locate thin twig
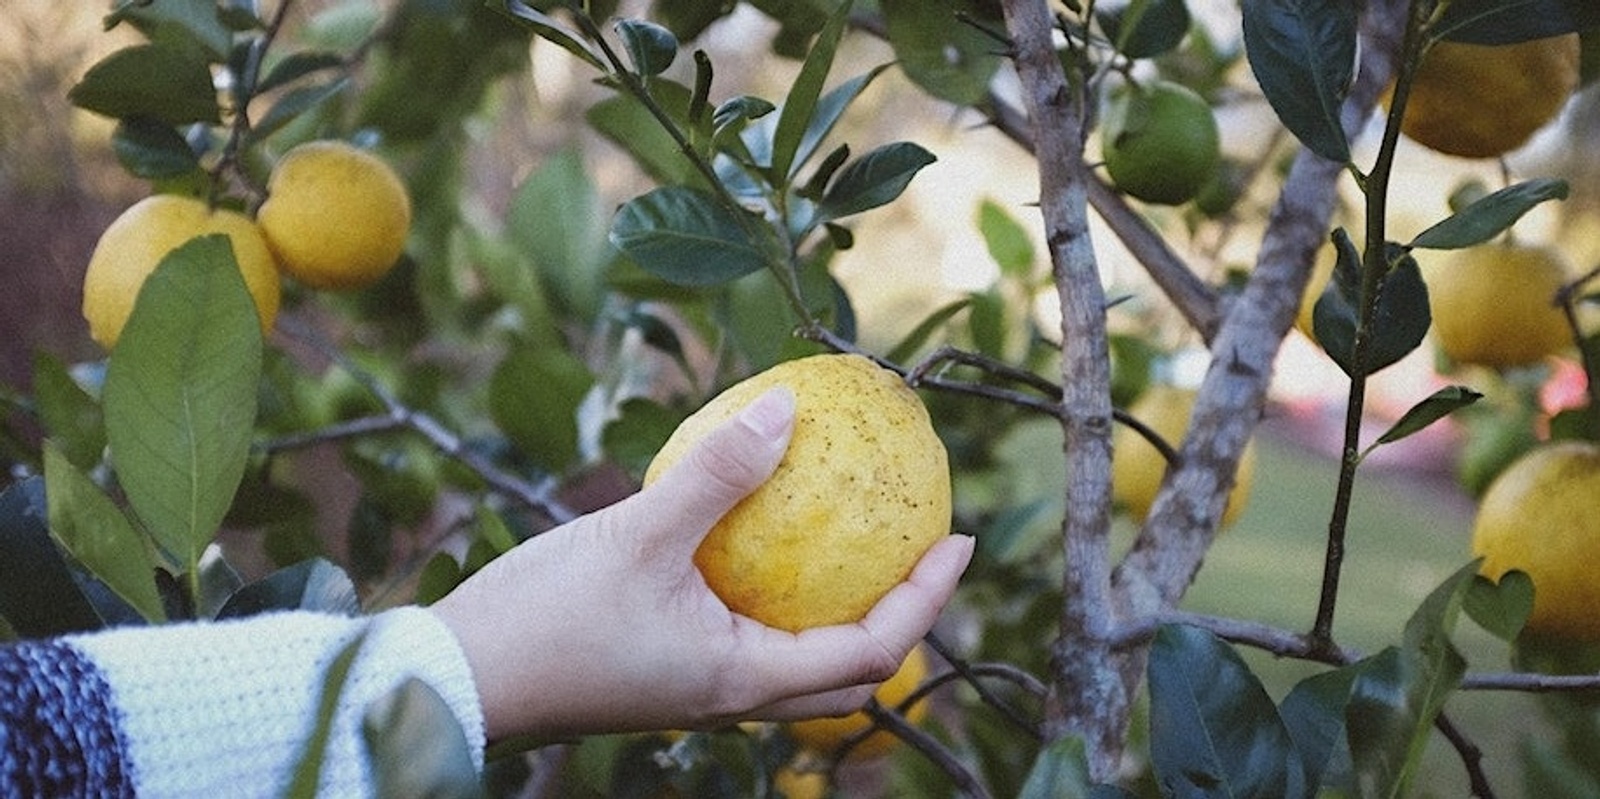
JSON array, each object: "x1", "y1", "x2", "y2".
[
  {"x1": 923, "y1": 631, "x2": 1045, "y2": 739},
  {"x1": 860, "y1": 700, "x2": 994, "y2": 799}
]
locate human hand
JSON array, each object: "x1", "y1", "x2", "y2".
[{"x1": 430, "y1": 388, "x2": 974, "y2": 742}]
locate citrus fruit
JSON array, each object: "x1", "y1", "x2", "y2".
[
  {"x1": 1112, "y1": 384, "x2": 1257, "y2": 528},
  {"x1": 1423, "y1": 243, "x2": 1571, "y2": 369},
  {"x1": 82, "y1": 194, "x2": 281, "y2": 349},
  {"x1": 1471, "y1": 440, "x2": 1600, "y2": 641},
  {"x1": 772, "y1": 765, "x2": 828, "y2": 799},
  {"x1": 642, "y1": 353, "x2": 951, "y2": 633},
  {"x1": 1391, "y1": 34, "x2": 1579, "y2": 159},
  {"x1": 786, "y1": 645, "x2": 931, "y2": 760},
  {"x1": 1294, "y1": 243, "x2": 1338, "y2": 340},
  {"x1": 1100, "y1": 80, "x2": 1221, "y2": 205},
  {"x1": 256, "y1": 140, "x2": 411, "y2": 290}
]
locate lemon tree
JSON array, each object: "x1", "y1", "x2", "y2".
[
  {"x1": 257, "y1": 140, "x2": 412, "y2": 291},
  {"x1": 1394, "y1": 34, "x2": 1580, "y2": 159},
  {"x1": 644, "y1": 354, "x2": 950, "y2": 632},
  {"x1": 82, "y1": 194, "x2": 281, "y2": 349},
  {"x1": 1422, "y1": 243, "x2": 1571, "y2": 369}
]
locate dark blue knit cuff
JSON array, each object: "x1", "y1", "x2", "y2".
[{"x1": 1, "y1": 640, "x2": 134, "y2": 798}]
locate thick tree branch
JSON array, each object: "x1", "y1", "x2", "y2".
[{"x1": 998, "y1": 0, "x2": 1124, "y2": 779}]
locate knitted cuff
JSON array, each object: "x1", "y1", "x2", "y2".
[{"x1": 67, "y1": 607, "x2": 485, "y2": 798}]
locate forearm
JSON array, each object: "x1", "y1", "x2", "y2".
[{"x1": 1, "y1": 607, "x2": 483, "y2": 798}]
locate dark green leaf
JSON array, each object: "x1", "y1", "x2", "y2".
[
  {"x1": 1435, "y1": 0, "x2": 1600, "y2": 44},
  {"x1": 816, "y1": 142, "x2": 937, "y2": 222},
  {"x1": 489, "y1": 343, "x2": 594, "y2": 474},
  {"x1": 968, "y1": 289, "x2": 1007, "y2": 359},
  {"x1": 107, "y1": 0, "x2": 234, "y2": 60},
  {"x1": 499, "y1": 0, "x2": 605, "y2": 70},
  {"x1": 604, "y1": 399, "x2": 688, "y2": 476},
  {"x1": 44, "y1": 444, "x2": 166, "y2": 623},
  {"x1": 102, "y1": 236, "x2": 263, "y2": 570},
  {"x1": 1017, "y1": 737, "x2": 1096, "y2": 799},
  {"x1": 651, "y1": 0, "x2": 738, "y2": 40},
  {"x1": 788, "y1": 64, "x2": 892, "y2": 184},
  {"x1": 712, "y1": 95, "x2": 777, "y2": 137},
  {"x1": 1365, "y1": 385, "x2": 1483, "y2": 453},
  {"x1": 415, "y1": 552, "x2": 463, "y2": 606},
  {"x1": 1098, "y1": 0, "x2": 1193, "y2": 59},
  {"x1": 586, "y1": 81, "x2": 704, "y2": 187},
  {"x1": 887, "y1": 298, "x2": 973, "y2": 364},
  {"x1": 507, "y1": 147, "x2": 610, "y2": 320},
  {"x1": 364, "y1": 679, "x2": 485, "y2": 799},
  {"x1": 0, "y1": 478, "x2": 104, "y2": 637},
  {"x1": 1409, "y1": 179, "x2": 1570, "y2": 250},
  {"x1": 610, "y1": 186, "x2": 769, "y2": 286},
  {"x1": 615, "y1": 18, "x2": 678, "y2": 76},
  {"x1": 1279, "y1": 666, "x2": 1361, "y2": 793},
  {"x1": 1313, "y1": 239, "x2": 1430, "y2": 377},
  {"x1": 1464, "y1": 569, "x2": 1534, "y2": 642},
  {"x1": 1521, "y1": 736, "x2": 1600, "y2": 796},
  {"x1": 214, "y1": 558, "x2": 359, "y2": 619},
  {"x1": 1147, "y1": 624, "x2": 1307, "y2": 799},
  {"x1": 286, "y1": 631, "x2": 367, "y2": 799},
  {"x1": 978, "y1": 198, "x2": 1035, "y2": 280},
  {"x1": 245, "y1": 78, "x2": 349, "y2": 146},
  {"x1": 69, "y1": 43, "x2": 221, "y2": 125},
  {"x1": 770, "y1": 0, "x2": 852, "y2": 181},
  {"x1": 881, "y1": 0, "x2": 1005, "y2": 104},
  {"x1": 1240, "y1": 0, "x2": 1355, "y2": 162},
  {"x1": 258, "y1": 51, "x2": 347, "y2": 95},
  {"x1": 30, "y1": 352, "x2": 105, "y2": 470},
  {"x1": 111, "y1": 117, "x2": 202, "y2": 181}
]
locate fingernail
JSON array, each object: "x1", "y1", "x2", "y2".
[{"x1": 739, "y1": 387, "x2": 796, "y2": 441}]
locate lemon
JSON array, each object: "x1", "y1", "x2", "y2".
[
  {"x1": 1392, "y1": 34, "x2": 1579, "y2": 159},
  {"x1": 1294, "y1": 243, "x2": 1338, "y2": 341},
  {"x1": 1100, "y1": 80, "x2": 1221, "y2": 206},
  {"x1": 643, "y1": 353, "x2": 951, "y2": 633},
  {"x1": 1423, "y1": 243, "x2": 1571, "y2": 369},
  {"x1": 83, "y1": 194, "x2": 281, "y2": 349},
  {"x1": 772, "y1": 765, "x2": 828, "y2": 799},
  {"x1": 1472, "y1": 441, "x2": 1600, "y2": 641},
  {"x1": 257, "y1": 140, "x2": 412, "y2": 290},
  {"x1": 786, "y1": 645, "x2": 931, "y2": 760},
  {"x1": 1112, "y1": 384, "x2": 1257, "y2": 528}
]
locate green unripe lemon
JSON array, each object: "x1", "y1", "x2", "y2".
[{"x1": 1101, "y1": 81, "x2": 1221, "y2": 206}]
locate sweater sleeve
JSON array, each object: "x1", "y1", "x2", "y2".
[{"x1": 1, "y1": 607, "x2": 485, "y2": 799}]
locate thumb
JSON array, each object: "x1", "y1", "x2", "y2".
[{"x1": 628, "y1": 387, "x2": 795, "y2": 549}]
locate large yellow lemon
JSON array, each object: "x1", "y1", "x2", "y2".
[
  {"x1": 1112, "y1": 384, "x2": 1257, "y2": 528},
  {"x1": 1472, "y1": 441, "x2": 1600, "y2": 641},
  {"x1": 1423, "y1": 244, "x2": 1571, "y2": 369},
  {"x1": 83, "y1": 194, "x2": 281, "y2": 349},
  {"x1": 643, "y1": 353, "x2": 951, "y2": 633},
  {"x1": 786, "y1": 645, "x2": 931, "y2": 760},
  {"x1": 257, "y1": 140, "x2": 411, "y2": 290},
  {"x1": 1392, "y1": 34, "x2": 1579, "y2": 159}
]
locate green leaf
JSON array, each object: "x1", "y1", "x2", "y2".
[
  {"x1": 1147, "y1": 624, "x2": 1308, "y2": 799},
  {"x1": 978, "y1": 198, "x2": 1036, "y2": 280},
  {"x1": 257, "y1": 51, "x2": 348, "y2": 95},
  {"x1": 887, "y1": 298, "x2": 973, "y2": 364},
  {"x1": 69, "y1": 43, "x2": 222, "y2": 125},
  {"x1": 1464, "y1": 569, "x2": 1534, "y2": 642},
  {"x1": 0, "y1": 478, "x2": 105, "y2": 637},
  {"x1": 44, "y1": 444, "x2": 166, "y2": 624},
  {"x1": 770, "y1": 0, "x2": 852, "y2": 181},
  {"x1": 415, "y1": 552, "x2": 463, "y2": 607},
  {"x1": 610, "y1": 186, "x2": 770, "y2": 286},
  {"x1": 603, "y1": 398, "x2": 687, "y2": 476},
  {"x1": 111, "y1": 117, "x2": 202, "y2": 181},
  {"x1": 363, "y1": 678, "x2": 485, "y2": 799},
  {"x1": 1408, "y1": 178, "x2": 1570, "y2": 250},
  {"x1": 712, "y1": 95, "x2": 777, "y2": 139},
  {"x1": 102, "y1": 235, "x2": 263, "y2": 570},
  {"x1": 1017, "y1": 737, "x2": 1097, "y2": 799},
  {"x1": 1364, "y1": 385, "x2": 1483, "y2": 455},
  {"x1": 881, "y1": 0, "x2": 1005, "y2": 105},
  {"x1": 214, "y1": 558, "x2": 359, "y2": 619},
  {"x1": 506, "y1": 147, "x2": 610, "y2": 321},
  {"x1": 788, "y1": 64, "x2": 892, "y2": 185},
  {"x1": 1279, "y1": 666, "x2": 1361, "y2": 793},
  {"x1": 967, "y1": 289, "x2": 1007, "y2": 359},
  {"x1": 107, "y1": 0, "x2": 234, "y2": 60},
  {"x1": 499, "y1": 0, "x2": 606, "y2": 70},
  {"x1": 1240, "y1": 0, "x2": 1355, "y2": 163},
  {"x1": 586, "y1": 81, "x2": 704, "y2": 187},
  {"x1": 245, "y1": 78, "x2": 350, "y2": 146},
  {"x1": 1098, "y1": 0, "x2": 1193, "y2": 60},
  {"x1": 615, "y1": 18, "x2": 678, "y2": 76},
  {"x1": 286, "y1": 630, "x2": 368, "y2": 799},
  {"x1": 489, "y1": 342, "x2": 594, "y2": 474},
  {"x1": 1312, "y1": 237, "x2": 1430, "y2": 377},
  {"x1": 31, "y1": 352, "x2": 105, "y2": 470},
  {"x1": 1435, "y1": 0, "x2": 1600, "y2": 44},
  {"x1": 651, "y1": 0, "x2": 738, "y2": 41},
  {"x1": 815, "y1": 142, "x2": 937, "y2": 223}
]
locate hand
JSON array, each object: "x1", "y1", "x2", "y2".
[{"x1": 430, "y1": 387, "x2": 974, "y2": 742}]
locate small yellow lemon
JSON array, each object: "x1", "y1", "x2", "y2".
[
  {"x1": 1423, "y1": 244, "x2": 1571, "y2": 369},
  {"x1": 257, "y1": 140, "x2": 411, "y2": 290},
  {"x1": 787, "y1": 646, "x2": 931, "y2": 760},
  {"x1": 772, "y1": 765, "x2": 828, "y2": 799},
  {"x1": 1392, "y1": 34, "x2": 1579, "y2": 159},
  {"x1": 643, "y1": 353, "x2": 951, "y2": 633},
  {"x1": 1294, "y1": 243, "x2": 1338, "y2": 341},
  {"x1": 1112, "y1": 384, "x2": 1257, "y2": 528},
  {"x1": 1472, "y1": 441, "x2": 1600, "y2": 641},
  {"x1": 83, "y1": 194, "x2": 281, "y2": 349}
]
